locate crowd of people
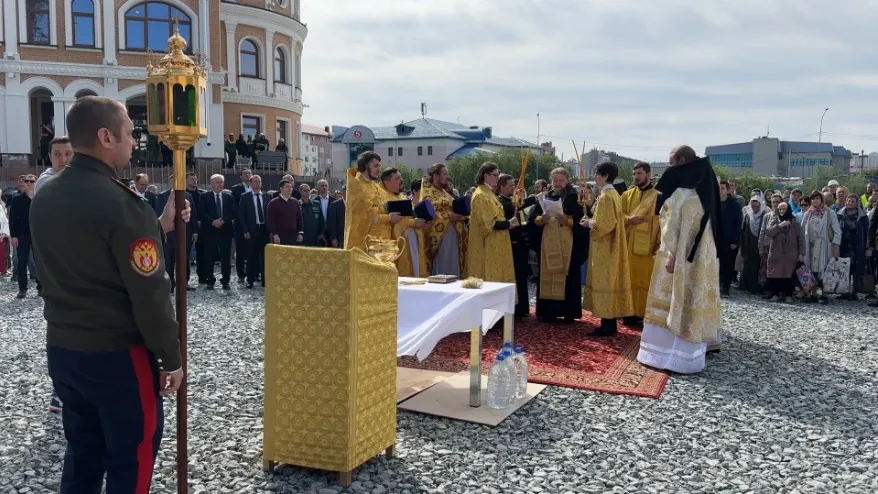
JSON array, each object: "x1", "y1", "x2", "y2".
[{"x1": 4, "y1": 95, "x2": 875, "y2": 492}]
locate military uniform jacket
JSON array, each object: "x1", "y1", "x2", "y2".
[{"x1": 30, "y1": 153, "x2": 181, "y2": 372}]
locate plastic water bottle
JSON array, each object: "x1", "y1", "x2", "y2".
[
  {"x1": 502, "y1": 341, "x2": 514, "y2": 356},
  {"x1": 510, "y1": 345, "x2": 529, "y2": 399},
  {"x1": 487, "y1": 354, "x2": 515, "y2": 409}
]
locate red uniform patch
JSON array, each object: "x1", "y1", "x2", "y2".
[{"x1": 130, "y1": 238, "x2": 160, "y2": 276}]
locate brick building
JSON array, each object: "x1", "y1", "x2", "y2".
[{"x1": 0, "y1": 0, "x2": 307, "y2": 173}]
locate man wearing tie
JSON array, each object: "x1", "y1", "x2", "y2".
[
  {"x1": 326, "y1": 185, "x2": 346, "y2": 248},
  {"x1": 237, "y1": 175, "x2": 270, "y2": 288},
  {"x1": 314, "y1": 179, "x2": 335, "y2": 228},
  {"x1": 199, "y1": 174, "x2": 235, "y2": 289},
  {"x1": 230, "y1": 168, "x2": 252, "y2": 281}
]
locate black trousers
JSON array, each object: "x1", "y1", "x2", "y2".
[
  {"x1": 719, "y1": 245, "x2": 738, "y2": 289},
  {"x1": 47, "y1": 344, "x2": 163, "y2": 494},
  {"x1": 767, "y1": 277, "x2": 794, "y2": 296},
  {"x1": 164, "y1": 232, "x2": 193, "y2": 289},
  {"x1": 203, "y1": 231, "x2": 232, "y2": 284},
  {"x1": 246, "y1": 225, "x2": 269, "y2": 283},
  {"x1": 234, "y1": 225, "x2": 247, "y2": 279},
  {"x1": 279, "y1": 235, "x2": 298, "y2": 246},
  {"x1": 15, "y1": 234, "x2": 40, "y2": 292},
  {"x1": 195, "y1": 235, "x2": 206, "y2": 282},
  {"x1": 512, "y1": 241, "x2": 530, "y2": 316}
]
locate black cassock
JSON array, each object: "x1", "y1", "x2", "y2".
[
  {"x1": 499, "y1": 194, "x2": 534, "y2": 317},
  {"x1": 527, "y1": 186, "x2": 589, "y2": 321}
]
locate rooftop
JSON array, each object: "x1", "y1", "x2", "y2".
[{"x1": 331, "y1": 117, "x2": 538, "y2": 148}]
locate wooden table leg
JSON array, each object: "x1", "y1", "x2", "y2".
[
  {"x1": 469, "y1": 326, "x2": 483, "y2": 407},
  {"x1": 339, "y1": 471, "x2": 353, "y2": 487},
  {"x1": 262, "y1": 459, "x2": 276, "y2": 472},
  {"x1": 503, "y1": 313, "x2": 514, "y2": 346},
  {"x1": 385, "y1": 444, "x2": 396, "y2": 458}
]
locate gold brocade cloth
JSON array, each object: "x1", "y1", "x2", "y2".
[
  {"x1": 539, "y1": 218, "x2": 573, "y2": 301},
  {"x1": 263, "y1": 245, "x2": 397, "y2": 473}
]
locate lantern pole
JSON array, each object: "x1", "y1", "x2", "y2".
[
  {"x1": 145, "y1": 23, "x2": 208, "y2": 494},
  {"x1": 173, "y1": 147, "x2": 188, "y2": 494}
]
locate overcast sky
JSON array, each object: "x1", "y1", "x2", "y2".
[{"x1": 302, "y1": 0, "x2": 878, "y2": 162}]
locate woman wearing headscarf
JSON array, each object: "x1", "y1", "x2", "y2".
[
  {"x1": 739, "y1": 196, "x2": 766, "y2": 294},
  {"x1": 803, "y1": 190, "x2": 841, "y2": 304},
  {"x1": 836, "y1": 195, "x2": 868, "y2": 300},
  {"x1": 763, "y1": 201, "x2": 804, "y2": 302},
  {"x1": 0, "y1": 198, "x2": 9, "y2": 275}
]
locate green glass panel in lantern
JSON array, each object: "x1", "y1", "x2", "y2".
[
  {"x1": 186, "y1": 85, "x2": 197, "y2": 127},
  {"x1": 171, "y1": 83, "x2": 194, "y2": 126},
  {"x1": 148, "y1": 83, "x2": 167, "y2": 126}
]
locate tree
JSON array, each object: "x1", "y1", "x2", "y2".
[
  {"x1": 712, "y1": 166, "x2": 776, "y2": 196},
  {"x1": 446, "y1": 148, "x2": 572, "y2": 192}
]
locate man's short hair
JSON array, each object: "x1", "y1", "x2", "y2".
[
  {"x1": 49, "y1": 136, "x2": 71, "y2": 148},
  {"x1": 135, "y1": 173, "x2": 148, "y2": 183},
  {"x1": 210, "y1": 174, "x2": 224, "y2": 182},
  {"x1": 278, "y1": 180, "x2": 291, "y2": 189},
  {"x1": 381, "y1": 168, "x2": 400, "y2": 182},
  {"x1": 66, "y1": 96, "x2": 126, "y2": 148},
  {"x1": 356, "y1": 151, "x2": 381, "y2": 172},
  {"x1": 498, "y1": 174, "x2": 514, "y2": 188},
  {"x1": 299, "y1": 183, "x2": 310, "y2": 190},
  {"x1": 594, "y1": 161, "x2": 619, "y2": 183},
  {"x1": 719, "y1": 180, "x2": 729, "y2": 187},
  {"x1": 186, "y1": 171, "x2": 197, "y2": 178},
  {"x1": 249, "y1": 174, "x2": 261, "y2": 183},
  {"x1": 633, "y1": 162, "x2": 651, "y2": 173}
]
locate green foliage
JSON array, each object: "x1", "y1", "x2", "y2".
[
  {"x1": 445, "y1": 148, "x2": 571, "y2": 192},
  {"x1": 800, "y1": 167, "x2": 872, "y2": 196},
  {"x1": 712, "y1": 166, "x2": 776, "y2": 195}
]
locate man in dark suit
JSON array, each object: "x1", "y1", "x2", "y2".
[
  {"x1": 185, "y1": 172, "x2": 208, "y2": 282},
  {"x1": 230, "y1": 168, "x2": 252, "y2": 282},
  {"x1": 313, "y1": 179, "x2": 335, "y2": 233},
  {"x1": 154, "y1": 175, "x2": 196, "y2": 292},
  {"x1": 326, "y1": 185, "x2": 345, "y2": 248},
  {"x1": 299, "y1": 183, "x2": 325, "y2": 246},
  {"x1": 133, "y1": 173, "x2": 157, "y2": 210},
  {"x1": 236, "y1": 174, "x2": 270, "y2": 288},
  {"x1": 199, "y1": 174, "x2": 235, "y2": 289}
]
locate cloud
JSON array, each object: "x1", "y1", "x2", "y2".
[{"x1": 302, "y1": 0, "x2": 878, "y2": 161}]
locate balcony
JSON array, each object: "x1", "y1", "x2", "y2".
[
  {"x1": 239, "y1": 76, "x2": 266, "y2": 97},
  {"x1": 295, "y1": 87, "x2": 302, "y2": 102},
  {"x1": 275, "y1": 82, "x2": 292, "y2": 100}
]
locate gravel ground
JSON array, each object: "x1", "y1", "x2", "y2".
[{"x1": 1, "y1": 272, "x2": 877, "y2": 494}]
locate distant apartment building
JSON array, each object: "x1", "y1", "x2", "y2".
[
  {"x1": 705, "y1": 137, "x2": 853, "y2": 178},
  {"x1": 329, "y1": 117, "x2": 538, "y2": 176},
  {"x1": 300, "y1": 124, "x2": 331, "y2": 176},
  {"x1": 540, "y1": 141, "x2": 556, "y2": 156},
  {"x1": 578, "y1": 148, "x2": 642, "y2": 178}
]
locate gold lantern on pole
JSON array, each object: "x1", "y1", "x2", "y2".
[{"x1": 145, "y1": 22, "x2": 207, "y2": 494}]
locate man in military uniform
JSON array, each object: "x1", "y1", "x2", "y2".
[{"x1": 30, "y1": 96, "x2": 189, "y2": 493}]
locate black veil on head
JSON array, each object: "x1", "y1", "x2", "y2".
[{"x1": 655, "y1": 156, "x2": 722, "y2": 261}]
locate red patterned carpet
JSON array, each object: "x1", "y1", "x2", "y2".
[{"x1": 397, "y1": 311, "x2": 669, "y2": 399}]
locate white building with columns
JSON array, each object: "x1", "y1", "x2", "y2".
[{"x1": 0, "y1": 0, "x2": 306, "y2": 171}]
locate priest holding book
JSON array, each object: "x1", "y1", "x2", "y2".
[
  {"x1": 344, "y1": 152, "x2": 402, "y2": 252},
  {"x1": 421, "y1": 163, "x2": 468, "y2": 277},
  {"x1": 380, "y1": 167, "x2": 429, "y2": 277}
]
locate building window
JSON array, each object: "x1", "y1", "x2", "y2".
[
  {"x1": 240, "y1": 39, "x2": 260, "y2": 78},
  {"x1": 388, "y1": 147, "x2": 393, "y2": 157},
  {"x1": 397, "y1": 147, "x2": 403, "y2": 157},
  {"x1": 417, "y1": 146, "x2": 423, "y2": 156},
  {"x1": 242, "y1": 115, "x2": 261, "y2": 140},
  {"x1": 708, "y1": 153, "x2": 753, "y2": 168},
  {"x1": 427, "y1": 145, "x2": 433, "y2": 156},
  {"x1": 274, "y1": 48, "x2": 287, "y2": 83},
  {"x1": 125, "y1": 2, "x2": 192, "y2": 53},
  {"x1": 72, "y1": 0, "x2": 95, "y2": 46},
  {"x1": 26, "y1": 0, "x2": 51, "y2": 44},
  {"x1": 276, "y1": 120, "x2": 288, "y2": 149}
]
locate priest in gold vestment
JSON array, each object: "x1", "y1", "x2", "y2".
[
  {"x1": 528, "y1": 168, "x2": 586, "y2": 323},
  {"x1": 466, "y1": 162, "x2": 516, "y2": 284},
  {"x1": 344, "y1": 151, "x2": 403, "y2": 252},
  {"x1": 621, "y1": 162, "x2": 660, "y2": 326},
  {"x1": 638, "y1": 146, "x2": 722, "y2": 374},
  {"x1": 380, "y1": 168, "x2": 428, "y2": 277},
  {"x1": 420, "y1": 163, "x2": 468, "y2": 276},
  {"x1": 582, "y1": 162, "x2": 633, "y2": 336}
]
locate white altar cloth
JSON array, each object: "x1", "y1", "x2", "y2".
[{"x1": 397, "y1": 278, "x2": 516, "y2": 360}]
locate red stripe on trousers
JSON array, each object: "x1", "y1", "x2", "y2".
[{"x1": 130, "y1": 346, "x2": 158, "y2": 494}]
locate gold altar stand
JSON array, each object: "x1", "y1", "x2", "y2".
[{"x1": 262, "y1": 245, "x2": 398, "y2": 486}]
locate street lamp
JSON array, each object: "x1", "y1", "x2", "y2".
[
  {"x1": 818, "y1": 107, "x2": 829, "y2": 144},
  {"x1": 145, "y1": 23, "x2": 208, "y2": 494}
]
